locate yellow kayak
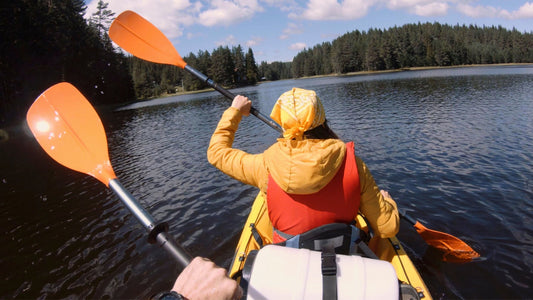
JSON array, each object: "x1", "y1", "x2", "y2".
[{"x1": 229, "y1": 192, "x2": 432, "y2": 299}]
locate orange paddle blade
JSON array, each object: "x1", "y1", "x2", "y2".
[
  {"x1": 109, "y1": 10, "x2": 186, "y2": 68},
  {"x1": 413, "y1": 221, "x2": 480, "y2": 262},
  {"x1": 26, "y1": 82, "x2": 116, "y2": 186}
]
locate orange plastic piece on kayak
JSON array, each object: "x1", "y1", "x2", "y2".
[
  {"x1": 413, "y1": 221, "x2": 480, "y2": 262},
  {"x1": 109, "y1": 10, "x2": 186, "y2": 69},
  {"x1": 26, "y1": 82, "x2": 116, "y2": 186}
]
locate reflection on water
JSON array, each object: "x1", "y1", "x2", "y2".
[{"x1": 1, "y1": 66, "x2": 532, "y2": 299}]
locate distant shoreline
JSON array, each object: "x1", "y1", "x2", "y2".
[
  {"x1": 154, "y1": 63, "x2": 533, "y2": 99},
  {"x1": 297, "y1": 62, "x2": 533, "y2": 79},
  {"x1": 106, "y1": 62, "x2": 531, "y2": 109},
  {"x1": 2, "y1": 63, "x2": 531, "y2": 140}
]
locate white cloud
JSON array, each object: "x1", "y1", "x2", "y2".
[
  {"x1": 290, "y1": 0, "x2": 450, "y2": 20},
  {"x1": 215, "y1": 34, "x2": 238, "y2": 47},
  {"x1": 85, "y1": 0, "x2": 198, "y2": 39},
  {"x1": 457, "y1": 2, "x2": 533, "y2": 19},
  {"x1": 86, "y1": 0, "x2": 267, "y2": 37},
  {"x1": 197, "y1": 0, "x2": 264, "y2": 26},
  {"x1": 289, "y1": 42, "x2": 307, "y2": 50},
  {"x1": 386, "y1": 0, "x2": 438, "y2": 10},
  {"x1": 412, "y1": 2, "x2": 449, "y2": 16},
  {"x1": 295, "y1": 0, "x2": 373, "y2": 20},
  {"x1": 383, "y1": 0, "x2": 452, "y2": 16},
  {"x1": 280, "y1": 23, "x2": 303, "y2": 39},
  {"x1": 246, "y1": 36, "x2": 264, "y2": 47},
  {"x1": 261, "y1": 0, "x2": 295, "y2": 5},
  {"x1": 456, "y1": 3, "x2": 500, "y2": 18},
  {"x1": 262, "y1": 0, "x2": 299, "y2": 12},
  {"x1": 514, "y1": 2, "x2": 533, "y2": 18},
  {"x1": 291, "y1": 0, "x2": 533, "y2": 20}
]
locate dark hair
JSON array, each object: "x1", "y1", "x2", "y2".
[{"x1": 303, "y1": 120, "x2": 340, "y2": 140}]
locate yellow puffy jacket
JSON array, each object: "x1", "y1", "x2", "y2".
[{"x1": 207, "y1": 107, "x2": 399, "y2": 238}]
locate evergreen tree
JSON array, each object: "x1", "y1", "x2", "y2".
[
  {"x1": 197, "y1": 50, "x2": 212, "y2": 79},
  {"x1": 130, "y1": 57, "x2": 154, "y2": 99},
  {"x1": 320, "y1": 42, "x2": 333, "y2": 74},
  {"x1": 232, "y1": 45, "x2": 245, "y2": 85},
  {"x1": 88, "y1": 0, "x2": 115, "y2": 38},
  {"x1": 365, "y1": 32, "x2": 385, "y2": 71},
  {"x1": 245, "y1": 48, "x2": 259, "y2": 84},
  {"x1": 0, "y1": 0, "x2": 134, "y2": 126},
  {"x1": 183, "y1": 52, "x2": 201, "y2": 91},
  {"x1": 292, "y1": 51, "x2": 305, "y2": 78},
  {"x1": 209, "y1": 46, "x2": 235, "y2": 86}
]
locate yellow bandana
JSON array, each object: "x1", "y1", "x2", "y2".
[{"x1": 270, "y1": 88, "x2": 326, "y2": 140}]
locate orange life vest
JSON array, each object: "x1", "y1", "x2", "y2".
[{"x1": 267, "y1": 141, "x2": 361, "y2": 243}]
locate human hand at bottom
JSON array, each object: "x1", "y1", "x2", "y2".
[{"x1": 172, "y1": 257, "x2": 243, "y2": 300}]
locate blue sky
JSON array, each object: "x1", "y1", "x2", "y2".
[{"x1": 85, "y1": 0, "x2": 533, "y2": 63}]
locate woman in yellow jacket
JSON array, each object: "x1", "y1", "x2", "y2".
[{"x1": 207, "y1": 88, "x2": 399, "y2": 242}]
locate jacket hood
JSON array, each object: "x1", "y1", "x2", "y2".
[{"x1": 264, "y1": 139, "x2": 346, "y2": 194}]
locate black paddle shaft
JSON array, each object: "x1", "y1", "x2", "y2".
[
  {"x1": 399, "y1": 209, "x2": 418, "y2": 226},
  {"x1": 184, "y1": 65, "x2": 283, "y2": 133}
]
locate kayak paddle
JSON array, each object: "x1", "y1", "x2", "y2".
[
  {"x1": 26, "y1": 82, "x2": 192, "y2": 269},
  {"x1": 108, "y1": 10, "x2": 282, "y2": 133},
  {"x1": 400, "y1": 210, "x2": 480, "y2": 262}
]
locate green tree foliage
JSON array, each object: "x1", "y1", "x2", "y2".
[
  {"x1": 182, "y1": 52, "x2": 202, "y2": 91},
  {"x1": 210, "y1": 46, "x2": 235, "y2": 86},
  {"x1": 292, "y1": 22, "x2": 533, "y2": 78},
  {"x1": 128, "y1": 46, "x2": 261, "y2": 99},
  {"x1": 88, "y1": 0, "x2": 115, "y2": 38},
  {"x1": 258, "y1": 61, "x2": 292, "y2": 81},
  {"x1": 232, "y1": 45, "x2": 245, "y2": 85},
  {"x1": 0, "y1": 0, "x2": 134, "y2": 126},
  {"x1": 245, "y1": 48, "x2": 259, "y2": 85}
]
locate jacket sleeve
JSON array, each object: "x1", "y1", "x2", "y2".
[
  {"x1": 357, "y1": 157, "x2": 400, "y2": 238},
  {"x1": 207, "y1": 107, "x2": 268, "y2": 189}
]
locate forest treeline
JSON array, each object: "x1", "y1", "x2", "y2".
[
  {"x1": 1, "y1": 0, "x2": 532, "y2": 127},
  {"x1": 125, "y1": 21, "x2": 533, "y2": 99},
  {"x1": 1, "y1": 0, "x2": 135, "y2": 126},
  {"x1": 291, "y1": 22, "x2": 533, "y2": 77},
  {"x1": 129, "y1": 45, "x2": 260, "y2": 99}
]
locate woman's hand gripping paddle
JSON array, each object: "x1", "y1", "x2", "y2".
[
  {"x1": 26, "y1": 82, "x2": 192, "y2": 269},
  {"x1": 108, "y1": 10, "x2": 282, "y2": 133},
  {"x1": 400, "y1": 210, "x2": 480, "y2": 262}
]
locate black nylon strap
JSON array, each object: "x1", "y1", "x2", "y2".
[
  {"x1": 250, "y1": 223, "x2": 264, "y2": 247},
  {"x1": 321, "y1": 251, "x2": 338, "y2": 300}
]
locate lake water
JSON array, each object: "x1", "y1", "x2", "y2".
[{"x1": 1, "y1": 65, "x2": 532, "y2": 299}]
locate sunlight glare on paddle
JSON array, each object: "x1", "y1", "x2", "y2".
[{"x1": 35, "y1": 120, "x2": 50, "y2": 133}]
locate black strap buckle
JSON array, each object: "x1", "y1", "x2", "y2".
[{"x1": 321, "y1": 252, "x2": 337, "y2": 276}]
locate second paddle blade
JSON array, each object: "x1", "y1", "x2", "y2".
[{"x1": 109, "y1": 10, "x2": 186, "y2": 68}]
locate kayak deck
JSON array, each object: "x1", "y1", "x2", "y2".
[{"x1": 229, "y1": 192, "x2": 432, "y2": 299}]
